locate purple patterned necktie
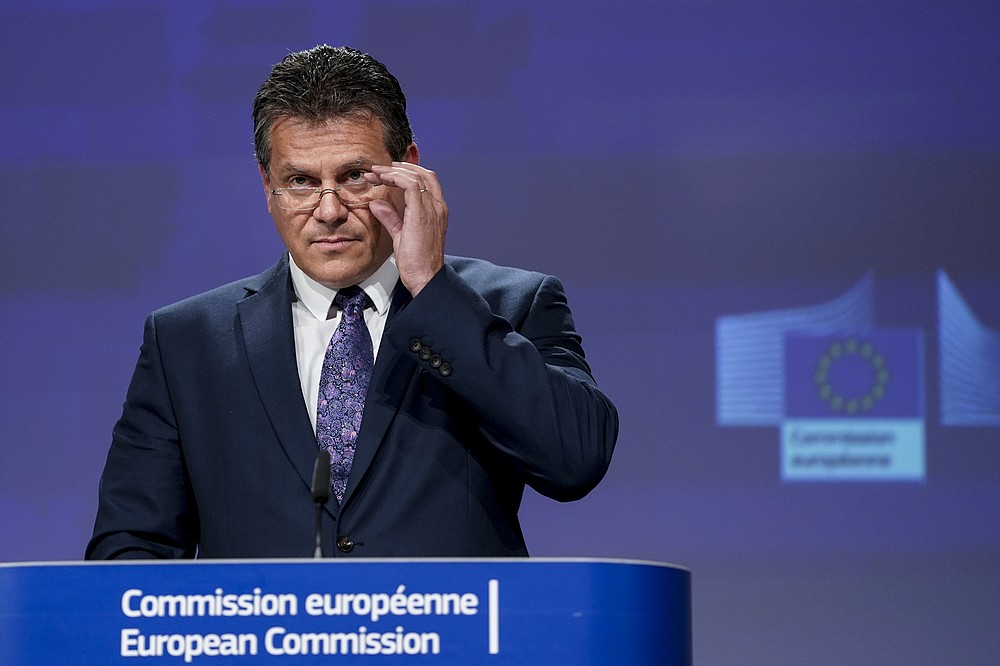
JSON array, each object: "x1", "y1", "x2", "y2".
[{"x1": 316, "y1": 286, "x2": 374, "y2": 503}]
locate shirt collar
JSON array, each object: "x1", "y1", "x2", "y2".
[{"x1": 288, "y1": 254, "x2": 398, "y2": 321}]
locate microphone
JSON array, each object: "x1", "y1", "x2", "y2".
[{"x1": 311, "y1": 449, "x2": 331, "y2": 558}]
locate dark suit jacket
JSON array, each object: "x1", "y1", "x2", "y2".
[{"x1": 86, "y1": 255, "x2": 617, "y2": 559}]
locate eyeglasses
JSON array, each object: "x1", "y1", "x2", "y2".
[{"x1": 270, "y1": 181, "x2": 384, "y2": 210}]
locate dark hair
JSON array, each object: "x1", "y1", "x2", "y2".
[{"x1": 252, "y1": 45, "x2": 413, "y2": 173}]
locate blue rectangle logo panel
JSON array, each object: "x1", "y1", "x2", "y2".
[{"x1": 785, "y1": 330, "x2": 924, "y2": 419}]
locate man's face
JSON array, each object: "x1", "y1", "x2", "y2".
[{"x1": 260, "y1": 115, "x2": 415, "y2": 289}]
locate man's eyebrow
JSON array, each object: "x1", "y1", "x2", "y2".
[
  {"x1": 271, "y1": 162, "x2": 310, "y2": 176},
  {"x1": 273, "y1": 157, "x2": 373, "y2": 175}
]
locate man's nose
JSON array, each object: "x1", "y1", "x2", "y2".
[{"x1": 312, "y1": 188, "x2": 349, "y2": 222}]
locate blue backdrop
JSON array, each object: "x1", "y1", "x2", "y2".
[{"x1": 2, "y1": 1, "x2": 998, "y2": 664}]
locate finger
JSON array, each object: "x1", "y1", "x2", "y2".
[
  {"x1": 368, "y1": 165, "x2": 425, "y2": 197},
  {"x1": 390, "y1": 162, "x2": 443, "y2": 199},
  {"x1": 367, "y1": 199, "x2": 403, "y2": 236},
  {"x1": 372, "y1": 163, "x2": 441, "y2": 200}
]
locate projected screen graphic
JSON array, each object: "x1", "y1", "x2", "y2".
[
  {"x1": 939, "y1": 272, "x2": 1000, "y2": 426},
  {"x1": 718, "y1": 269, "x2": 998, "y2": 481},
  {"x1": 1, "y1": 3, "x2": 998, "y2": 665},
  {"x1": 716, "y1": 271, "x2": 991, "y2": 482}
]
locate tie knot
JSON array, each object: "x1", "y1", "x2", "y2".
[{"x1": 334, "y1": 285, "x2": 372, "y2": 312}]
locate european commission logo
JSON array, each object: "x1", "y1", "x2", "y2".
[
  {"x1": 717, "y1": 270, "x2": 1000, "y2": 481},
  {"x1": 715, "y1": 272, "x2": 943, "y2": 482},
  {"x1": 782, "y1": 330, "x2": 925, "y2": 481}
]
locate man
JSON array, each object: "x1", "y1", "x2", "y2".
[{"x1": 86, "y1": 45, "x2": 618, "y2": 559}]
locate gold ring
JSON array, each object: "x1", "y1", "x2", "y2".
[{"x1": 418, "y1": 187, "x2": 428, "y2": 193}]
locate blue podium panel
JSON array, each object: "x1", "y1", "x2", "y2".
[{"x1": 0, "y1": 558, "x2": 690, "y2": 665}]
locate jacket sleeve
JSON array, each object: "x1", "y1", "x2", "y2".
[
  {"x1": 85, "y1": 312, "x2": 198, "y2": 560},
  {"x1": 382, "y1": 263, "x2": 618, "y2": 502}
]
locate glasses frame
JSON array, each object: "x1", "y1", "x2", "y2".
[{"x1": 270, "y1": 183, "x2": 382, "y2": 210}]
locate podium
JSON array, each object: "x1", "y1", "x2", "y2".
[{"x1": 0, "y1": 558, "x2": 690, "y2": 664}]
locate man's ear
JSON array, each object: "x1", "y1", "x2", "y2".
[
  {"x1": 400, "y1": 143, "x2": 419, "y2": 165},
  {"x1": 258, "y1": 164, "x2": 274, "y2": 214},
  {"x1": 258, "y1": 163, "x2": 271, "y2": 192}
]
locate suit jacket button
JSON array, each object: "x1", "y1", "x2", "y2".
[
  {"x1": 409, "y1": 338, "x2": 422, "y2": 353},
  {"x1": 429, "y1": 354, "x2": 442, "y2": 368},
  {"x1": 438, "y1": 362, "x2": 452, "y2": 377},
  {"x1": 419, "y1": 346, "x2": 432, "y2": 361},
  {"x1": 336, "y1": 537, "x2": 354, "y2": 553}
]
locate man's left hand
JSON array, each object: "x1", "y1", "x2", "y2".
[{"x1": 367, "y1": 162, "x2": 448, "y2": 297}]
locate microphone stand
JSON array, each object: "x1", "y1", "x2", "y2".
[{"x1": 311, "y1": 449, "x2": 332, "y2": 558}]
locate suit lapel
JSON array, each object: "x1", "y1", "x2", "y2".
[
  {"x1": 236, "y1": 257, "x2": 319, "y2": 500},
  {"x1": 342, "y1": 280, "x2": 417, "y2": 505},
  {"x1": 236, "y1": 263, "x2": 420, "y2": 510}
]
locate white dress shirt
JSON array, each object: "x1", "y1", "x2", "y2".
[{"x1": 288, "y1": 255, "x2": 398, "y2": 433}]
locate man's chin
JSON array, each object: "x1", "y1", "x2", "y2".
[{"x1": 318, "y1": 263, "x2": 382, "y2": 290}]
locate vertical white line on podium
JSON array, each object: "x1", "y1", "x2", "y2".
[{"x1": 488, "y1": 578, "x2": 500, "y2": 654}]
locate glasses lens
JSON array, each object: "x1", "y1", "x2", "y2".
[
  {"x1": 339, "y1": 181, "x2": 379, "y2": 207},
  {"x1": 273, "y1": 183, "x2": 383, "y2": 210},
  {"x1": 275, "y1": 189, "x2": 316, "y2": 210}
]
